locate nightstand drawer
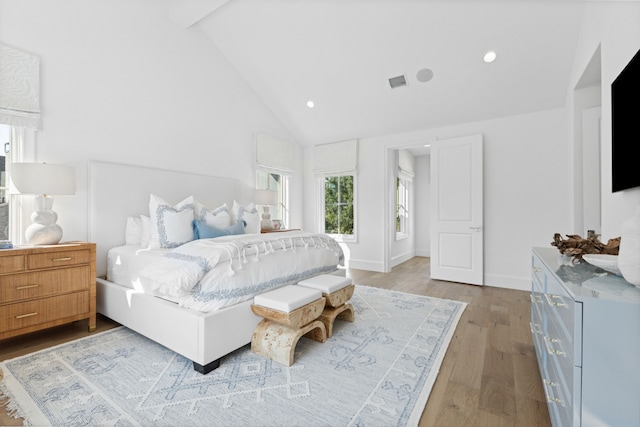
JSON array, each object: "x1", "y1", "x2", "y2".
[
  {"x1": 28, "y1": 249, "x2": 90, "y2": 270},
  {"x1": 0, "y1": 291, "x2": 89, "y2": 333},
  {"x1": 0, "y1": 266, "x2": 90, "y2": 303},
  {"x1": 0, "y1": 255, "x2": 26, "y2": 274}
]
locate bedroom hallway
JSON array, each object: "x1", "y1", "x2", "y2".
[{"x1": 0, "y1": 256, "x2": 550, "y2": 427}]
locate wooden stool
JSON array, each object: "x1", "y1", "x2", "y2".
[
  {"x1": 251, "y1": 285, "x2": 327, "y2": 366},
  {"x1": 298, "y1": 274, "x2": 355, "y2": 338}
]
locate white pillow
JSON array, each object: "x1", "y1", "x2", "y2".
[
  {"x1": 232, "y1": 200, "x2": 260, "y2": 234},
  {"x1": 194, "y1": 200, "x2": 231, "y2": 229},
  {"x1": 140, "y1": 215, "x2": 151, "y2": 248},
  {"x1": 148, "y1": 194, "x2": 195, "y2": 249},
  {"x1": 125, "y1": 216, "x2": 142, "y2": 245}
]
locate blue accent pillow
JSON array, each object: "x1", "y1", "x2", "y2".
[{"x1": 193, "y1": 219, "x2": 246, "y2": 240}]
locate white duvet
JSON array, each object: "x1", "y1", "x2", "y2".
[{"x1": 136, "y1": 231, "x2": 344, "y2": 312}]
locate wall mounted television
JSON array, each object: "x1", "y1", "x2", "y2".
[{"x1": 611, "y1": 47, "x2": 640, "y2": 192}]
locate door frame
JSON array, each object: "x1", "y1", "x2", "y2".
[{"x1": 383, "y1": 135, "x2": 483, "y2": 283}]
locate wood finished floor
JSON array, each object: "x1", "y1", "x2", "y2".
[{"x1": 0, "y1": 256, "x2": 551, "y2": 427}]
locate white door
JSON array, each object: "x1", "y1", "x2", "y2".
[{"x1": 430, "y1": 134, "x2": 483, "y2": 285}]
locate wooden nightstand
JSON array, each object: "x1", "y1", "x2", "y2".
[{"x1": 0, "y1": 242, "x2": 96, "y2": 340}]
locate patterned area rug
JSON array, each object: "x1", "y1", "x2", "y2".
[{"x1": 1, "y1": 285, "x2": 466, "y2": 427}]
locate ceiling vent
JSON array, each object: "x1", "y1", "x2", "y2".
[{"x1": 388, "y1": 75, "x2": 407, "y2": 89}]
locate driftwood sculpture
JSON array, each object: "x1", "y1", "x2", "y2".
[{"x1": 551, "y1": 233, "x2": 620, "y2": 261}]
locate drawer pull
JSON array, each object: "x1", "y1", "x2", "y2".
[
  {"x1": 15, "y1": 312, "x2": 38, "y2": 319},
  {"x1": 16, "y1": 284, "x2": 39, "y2": 290},
  {"x1": 529, "y1": 322, "x2": 542, "y2": 335},
  {"x1": 530, "y1": 294, "x2": 543, "y2": 304},
  {"x1": 544, "y1": 336, "x2": 565, "y2": 356},
  {"x1": 545, "y1": 294, "x2": 568, "y2": 308},
  {"x1": 542, "y1": 379, "x2": 564, "y2": 405},
  {"x1": 52, "y1": 257, "x2": 73, "y2": 262}
]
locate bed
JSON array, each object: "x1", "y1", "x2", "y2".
[{"x1": 88, "y1": 161, "x2": 344, "y2": 374}]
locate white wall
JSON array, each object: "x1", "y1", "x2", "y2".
[
  {"x1": 304, "y1": 1, "x2": 640, "y2": 291},
  {"x1": 414, "y1": 155, "x2": 430, "y2": 257},
  {"x1": 0, "y1": 0, "x2": 301, "y2": 244},
  {"x1": 305, "y1": 108, "x2": 571, "y2": 290},
  {"x1": 569, "y1": 1, "x2": 640, "y2": 239},
  {"x1": 388, "y1": 149, "x2": 415, "y2": 268}
]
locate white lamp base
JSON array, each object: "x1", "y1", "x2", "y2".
[
  {"x1": 25, "y1": 196, "x2": 63, "y2": 245},
  {"x1": 260, "y1": 206, "x2": 274, "y2": 230},
  {"x1": 25, "y1": 223, "x2": 63, "y2": 245}
]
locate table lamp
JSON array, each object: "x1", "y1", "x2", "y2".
[
  {"x1": 255, "y1": 189, "x2": 278, "y2": 231},
  {"x1": 11, "y1": 162, "x2": 76, "y2": 245}
]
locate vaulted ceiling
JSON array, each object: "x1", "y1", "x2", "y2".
[{"x1": 168, "y1": 0, "x2": 586, "y2": 147}]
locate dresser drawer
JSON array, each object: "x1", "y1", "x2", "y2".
[
  {"x1": 0, "y1": 291, "x2": 90, "y2": 333},
  {"x1": 532, "y1": 254, "x2": 548, "y2": 292},
  {"x1": 27, "y1": 249, "x2": 90, "y2": 270},
  {"x1": 545, "y1": 277, "x2": 582, "y2": 365},
  {"x1": 544, "y1": 349, "x2": 581, "y2": 427},
  {"x1": 0, "y1": 255, "x2": 26, "y2": 274},
  {"x1": 531, "y1": 300, "x2": 547, "y2": 370},
  {"x1": 0, "y1": 266, "x2": 90, "y2": 304}
]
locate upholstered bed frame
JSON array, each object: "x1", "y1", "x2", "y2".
[{"x1": 88, "y1": 160, "x2": 261, "y2": 373}]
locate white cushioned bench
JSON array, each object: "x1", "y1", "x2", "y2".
[
  {"x1": 298, "y1": 274, "x2": 355, "y2": 338},
  {"x1": 250, "y1": 285, "x2": 327, "y2": 366}
]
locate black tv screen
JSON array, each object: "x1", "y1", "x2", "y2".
[{"x1": 611, "y1": 47, "x2": 640, "y2": 192}]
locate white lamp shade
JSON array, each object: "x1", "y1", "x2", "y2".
[
  {"x1": 255, "y1": 189, "x2": 278, "y2": 205},
  {"x1": 11, "y1": 163, "x2": 76, "y2": 196}
]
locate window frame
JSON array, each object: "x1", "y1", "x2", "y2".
[
  {"x1": 395, "y1": 174, "x2": 411, "y2": 241},
  {"x1": 1, "y1": 125, "x2": 33, "y2": 244},
  {"x1": 317, "y1": 173, "x2": 357, "y2": 243},
  {"x1": 256, "y1": 169, "x2": 290, "y2": 229}
]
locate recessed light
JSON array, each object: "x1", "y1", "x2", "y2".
[
  {"x1": 306, "y1": 100, "x2": 315, "y2": 108},
  {"x1": 483, "y1": 51, "x2": 497, "y2": 63},
  {"x1": 416, "y1": 68, "x2": 434, "y2": 83}
]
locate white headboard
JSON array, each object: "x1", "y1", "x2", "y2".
[{"x1": 88, "y1": 160, "x2": 253, "y2": 277}]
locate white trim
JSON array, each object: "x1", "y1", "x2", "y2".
[
  {"x1": 317, "y1": 173, "x2": 357, "y2": 243},
  {"x1": 6, "y1": 126, "x2": 36, "y2": 244}
]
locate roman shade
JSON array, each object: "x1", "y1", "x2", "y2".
[
  {"x1": 313, "y1": 139, "x2": 358, "y2": 175},
  {"x1": 0, "y1": 44, "x2": 42, "y2": 130},
  {"x1": 255, "y1": 133, "x2": 297, "y2": 174},
  {"x1": 398, "y1": 149, "x2": 415, "y2": 181}
]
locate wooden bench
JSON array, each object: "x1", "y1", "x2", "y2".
[
  {"x1": 298, "y1": 274, "x2": 355, "y2": 338},
  {"x1": 251, "y1": 285, "x2": 327, "y2": 366}
]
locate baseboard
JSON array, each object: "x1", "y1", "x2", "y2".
[
  {"x1": 415, "y1": 248, "x2": 430, "y2": 257},
  {"x1": 346, "y1": 257, "x2": 531, "y2": 291},
  {"x1": 484, "y1": 273, "x2": 530, "y2": 291},
  {"x1": 390, "y1": 250, "x2": 414, "y2": 268},
  {"x1": 347, "y1": 258, "x2": 386, "y2": 272}
]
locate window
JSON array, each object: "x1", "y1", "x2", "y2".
[
  {"x1": 0, "y1": 125, "x2": 9, "y2": 240},
  {"x1": 322, "y1": 174, "x2": 355, "y2": 239},
  {"x1": 396, "y1": 175, "x2": 410, "y2": 239},
  {"x1": 0, "y1": 125, "x2": 32, "y2": 243},
  {"x1": 256, "y1": 170, "x2": 289, "y2": 228}
]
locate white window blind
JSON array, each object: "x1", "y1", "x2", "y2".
[
  {"x1": 397, "y1": 149, "x2": 415, "y2": 181},
  {"x1": 255, "y1": 133, "x2": 297, "y2": 174},
  {"x1": 313, "y1": 139, "x2": 358, "y2": 175},
  {"x1": 0, "y1": 44, "x2": 42, "y2": 130}
]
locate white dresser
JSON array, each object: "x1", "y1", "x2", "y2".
[{"x1": 531, "y1": 247, "x2": 640, "y2": 427}]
